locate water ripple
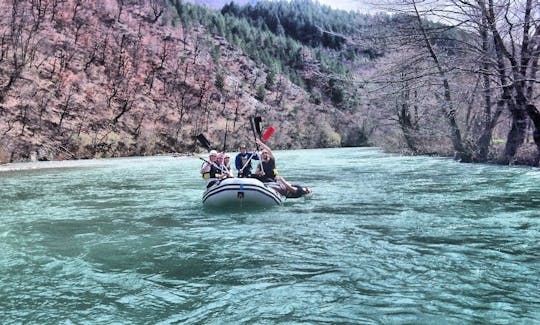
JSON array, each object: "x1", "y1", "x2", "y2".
[{"x1": 1, "y1": 150, "x2": 539, "y2": 323}]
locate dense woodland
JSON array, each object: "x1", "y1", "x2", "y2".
[{"x1": 0, "y1": 0, "x2": 539, "y2": 166}]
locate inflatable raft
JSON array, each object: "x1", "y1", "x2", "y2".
[{"x1": 202, "y1": 177, "x2": 283, "y2": 208}]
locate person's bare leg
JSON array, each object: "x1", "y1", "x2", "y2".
[{"x1": 276, "y1": 176, "x2": 295, "y2": 192}]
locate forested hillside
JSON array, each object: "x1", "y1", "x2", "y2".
[
  {"x1": 0, "y1": 0, "x2": 539, "y2": 166},
  {"x1": 0, "y1": 0, "x2": 362, "y2": 163}
]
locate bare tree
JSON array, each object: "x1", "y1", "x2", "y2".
[
  {"x1": 0, "y1": 0, "x2": 40, "y2": 102},
  {"x1": 149, "y1": 0, "x2": 166, "y2": 23},
  {"x1": 117, "y1": 0, "x2": 125, "y2": 22},
  {"x1": 58, "y1": 86, "x2": 74, "y2": 130},
  {"x1": 376, "y1": 0, "x2": 539, "y2": 163},
  {"x1": 409, "y1": 0, "x2": 470, "y2": 160}
]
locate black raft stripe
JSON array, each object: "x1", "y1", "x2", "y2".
[
  {"x1": 204, "y1": 183, "x2": 280, "y2": 200},
  {"x1": 203, "y1": 184, "x2": 282, "y2": 204},
  {"x1": 203, "y1": 184, "x2": 282, "y2": 205}
]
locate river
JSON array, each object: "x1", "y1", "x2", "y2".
[{"x1": 1, "y1": 147, "x2": 538, "y2": 324}]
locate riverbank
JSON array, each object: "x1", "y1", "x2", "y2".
[
  {"x1": 1, "y1": 144, "x2": 538, "y2": 171},
  {"x1": 0, "y1": 159, "x2": 108, "y2": 173},
  {"x1": 0, "y1": 153, "x2": 193, "y2": 173}
]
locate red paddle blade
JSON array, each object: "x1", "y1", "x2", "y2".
[{"x1": 261, "y1": 126, "x2": 275, "y2": 142}]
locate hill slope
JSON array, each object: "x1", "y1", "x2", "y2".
[{"x1": 0, "y1": 0, "x2": 362, "y2": 163}]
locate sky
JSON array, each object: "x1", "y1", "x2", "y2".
[{"x1": 312, "y1": 0, "x2": 386, "y2": 13}]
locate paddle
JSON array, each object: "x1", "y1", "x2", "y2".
[
  {"x1": 261, "y1": 126, "x2": 275, "y2": 142},
  {"x1": 250, "y1": 116, "x2": 273, "y2": 142},
  {"x1": 254, "y1": 116, "x2": 263, "y2": 137},
  {"x1": 222, "y1": 119, "x2": 229, "y2": 152},
  {"x1": 196, "y1": 133, "x2": 212, "y2": 151},
  {"x1": 198, "y1": 156, "x2": 226, "y2": 173},
  {"x1": 239, "y1": 125, "x2": 276, "y2": 174},
  {"x1": 196, "y1": 134, "x2": 228, "y2": 176},
  {"x1": 249, "y1": 116, "x2": 260, "y2": 150}
]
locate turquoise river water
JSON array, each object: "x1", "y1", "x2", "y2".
[{"x1": 0, "y1": 147, "x2": 539, "y2": 324}]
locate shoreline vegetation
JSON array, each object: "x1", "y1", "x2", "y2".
[
  {"x1": 1, "y1": 146, "x2": 538, "y2": 174},
  {"x1": 0, "y1": 152, "x2": 194, "y2": 173},
  {"x1": 0, "y1": 158, "x2": 104, "y2": 173}
]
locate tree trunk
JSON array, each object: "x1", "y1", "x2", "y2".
[
  {"x1": 478, "y1": 0, "x2": 539, "y2": 163},
  {"x1": 476, "y1": 14, "x2": 492, "y2": 162},
  {"x1": 396, "y1": 83, "x2": 419, "y2": 153},
  {"x1": 412, "y1": 1, "x2": 469, "y2": 161},
  {"x1": 526, "y1": 104, "x2": 540, "y2": 164},
  {"x1": 503, "y1": 102, "x2": 527, "y2": 162}
]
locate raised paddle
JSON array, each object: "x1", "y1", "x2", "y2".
[
  {"x1": 261, "y1": 126, "x2": 275, "y2": 142},
  {"x1": 254, "y1": 116, "x2": 263, "y2": 137},
  {"x1": 249, "y1": 116, "x2": 260, "y2": 150},
  {"x1": 196, "y1": 133, "x2": 213, "y2": 151}
]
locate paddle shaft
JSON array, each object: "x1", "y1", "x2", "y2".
[
  {"x1": 199, "y1": 157, "x2": 227, "y2": 173},
  {"x1": 250, "y1": 117, "x2": 260, "y2": 151},
  {"x1": 239, "y1": 151, "x2": 258, "y2": 174}
]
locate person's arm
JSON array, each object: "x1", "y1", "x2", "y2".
[
  {"x1": 256, "y1": 139, "x2": 274, "y2": 159},
  {"x1": 235, "y1": 154, "x2": 242, "y2": 170},
  {"x1": 200, "y1": 162, "x2": 210, "y2": 174},
  {"x1": 276, "y1": 176, "x2": 295, "y2": 192},
  {"x1": 251, "y1": 151, "x2": 260, "y2": 160}
]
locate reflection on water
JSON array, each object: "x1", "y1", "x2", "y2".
[{"x1": 1, "y1": 149, "x2": 539, "y2": 323}]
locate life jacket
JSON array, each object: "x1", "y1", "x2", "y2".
[
  {"x1": 259, "y1": 158, "x2": 277, "y2": 181},
  {"x1": 202, "y1": 163, "x2": 221, "y2": 179}
]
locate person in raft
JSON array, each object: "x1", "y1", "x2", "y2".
[
  {"x1": 200, "y1": 150, "x2": 224, "y2": 187},
  {"x1": 252, "y1": 139, "x2": 313, "y2": 198},
  {"x1": 275, "y1": 175, "x2": 313, "y2": 198},
  {"x1": 253, "y1": 138, "x2": 278, "y2": 183},
  {"x1": 235, "y1": 144, "x2": 259, "y2": 177},
  {"x1": 217, "y1": 152, "x2": 233, "y2": 178}
]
